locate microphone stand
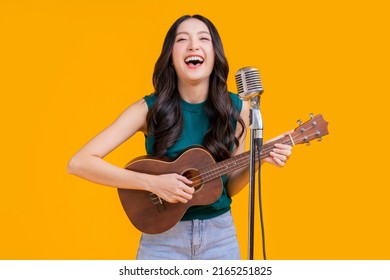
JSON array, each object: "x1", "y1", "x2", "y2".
[{"x1": 248, "y1": 95, "x2": 263, "y2": 260}]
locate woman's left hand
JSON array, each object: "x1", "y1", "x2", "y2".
[{"x1": 262, "y1": 131, "x2": 293, "y2": 167}]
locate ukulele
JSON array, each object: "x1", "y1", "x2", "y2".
[{"x1": 118, "y1": 114, "x2": 329, "y2": 234}]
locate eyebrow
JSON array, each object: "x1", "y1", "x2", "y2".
[{"x1": 176, "y1": 31, "x2": 211, "y2": 37}]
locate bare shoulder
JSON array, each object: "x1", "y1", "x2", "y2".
[
  {"x1": 122, "y1": 98, "x2": 148, "y2": 115},
  {"x1": 240, "y1": 100, "x2": 250, "y2": 121},
  {"x1": 238, "y1": 100, "x2": 250, "y2": 135},
  {"x1": 116, "y1": 98, "x2": 148, "y2": 134}
]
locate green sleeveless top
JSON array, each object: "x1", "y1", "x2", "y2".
[{"x1": 143, "y1": 92, "x2": 243, "y2": 220}]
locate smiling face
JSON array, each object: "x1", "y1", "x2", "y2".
[{"x1": 171, "y1": 18, "x2": 215, "y2": 87}]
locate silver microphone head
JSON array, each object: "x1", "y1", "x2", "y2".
[{"x1": 235, "y1": 67, "x2": 263, "y2": 101}]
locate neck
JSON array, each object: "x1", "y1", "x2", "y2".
[{"x1": 177, "y1": 79, "x2": 209, "y2": 103}]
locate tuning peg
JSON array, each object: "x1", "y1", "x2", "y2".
[
  {"x1": 297, "y1": 119, "x2": 302, "y2": 126},
  {"x1": 309, "y1": 113, "x2": 314, "y2": 119},
  {"x1": 303, "y1": 136, "x2": 310, "y2": 146},
  {"x1": 315, "y1": 130, "x2": 321, "y2": 137},
  {"x1": 317, "y1": 137, "x2": 322, "y2": 142}
]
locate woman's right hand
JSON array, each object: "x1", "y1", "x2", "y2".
[{"x1": 148, "y1": 173, "x2": 194, "y2": 203}]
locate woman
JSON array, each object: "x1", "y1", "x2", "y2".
[{"x1": 67, "y1": 14, "x2": 292, "y2": 259}]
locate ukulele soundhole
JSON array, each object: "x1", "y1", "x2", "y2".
[{"x1": 181, "y1": 168, "x2": 204, "y2": 193}]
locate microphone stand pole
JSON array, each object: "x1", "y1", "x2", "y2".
[{"x1": 248, "y1": 95, "x2": 263, "y2": 260}]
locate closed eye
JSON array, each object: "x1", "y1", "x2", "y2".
[{"x1": 200, "y1": 37, "x2": 211, "y2": 41}]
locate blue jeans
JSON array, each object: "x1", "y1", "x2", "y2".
[{"x1": 136, "y1": 211, "x2": 240, "y2": 260}]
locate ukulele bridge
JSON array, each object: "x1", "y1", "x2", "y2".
[
  {"x1": 149, "y1": 193, "x2": 167, "y2": 213},
  {"x1": 150, "y1": 193, "x2": 163, "y2": 205}
]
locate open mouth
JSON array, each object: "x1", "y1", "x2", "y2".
[{"x1": 184, "y1": 56, "x2": 204, "y2": 67}]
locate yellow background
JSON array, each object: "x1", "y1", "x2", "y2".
[{"x1": 1, "y1": 0, "x2": 389, "y2": 260}]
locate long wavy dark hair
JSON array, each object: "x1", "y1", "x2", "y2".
[{"x1": 147, "y1": 14, "x2": 245, "y2": 162}]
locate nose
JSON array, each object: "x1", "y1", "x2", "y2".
[{"x1": 188, "y1": 38, "x2": 199, "y2": 51}]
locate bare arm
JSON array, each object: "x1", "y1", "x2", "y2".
[
  {"x1": 226, "y1": 101, "x2": 293, "y2": 197},
  {"x1": 67, "y1": 99, "x2": 194, "y2": 203}
]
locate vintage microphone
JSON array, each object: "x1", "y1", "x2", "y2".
[
  {"x1": 235, "y1": 67, "x2": 263, "y2": 148},
  {"x1": 235, "y1": 67, "x2": 265, "y2": 260}
]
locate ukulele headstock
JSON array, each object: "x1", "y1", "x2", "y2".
[{"x1": 290, "y1": 113, "x2": 329, "y2": 146}]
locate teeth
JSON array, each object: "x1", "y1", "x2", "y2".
[{"x1": 185, "y1": 56, "x2": 204, "y2": 63}]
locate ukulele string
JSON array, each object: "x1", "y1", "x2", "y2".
[
  {"x1": 187, "y1": 140, "x2": 287, "y2": 186},
  {"x1": 184, "y1": 141, "x2": 284, "y2": 187},
  {"x1": 186, "y1": 130, "x2": 319, "y2": 188},
  {"x1": 150, "y1": 132, "x2": 314, "y2": 200}
]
